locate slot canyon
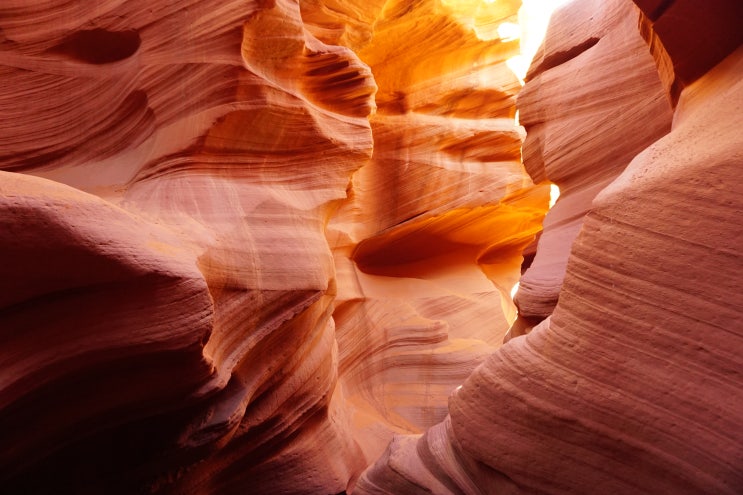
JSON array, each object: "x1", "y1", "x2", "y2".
[{"x1": 0, "y1": 0, "x2": 741, "y2": 493}]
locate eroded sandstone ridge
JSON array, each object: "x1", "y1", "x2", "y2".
[
  {"x1": 356, "y1": 0, "x2": 743, "y2": 493},
  {"x1": 508, "y1": 0, "x2": 673, "y2": 333},
  {"x1": 1, "y1": 0, "x2": 541, "y2": 493},
  {"x1": 1, "y1": 0, "x2": 742, "y2": 493}
]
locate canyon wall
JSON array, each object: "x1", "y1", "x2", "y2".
[
  {"x1": 0, "y1": 0, "x2": 539, "y2": 493},
  {"x1": 356, "y1": 0, "x2": 743, "y2": 493},
  {"x1": 507, "y1": 0, "x2": 673, "y2": 334},
  {"x1": 1, "y1": 0, "x2": 741, "y2": 493}
]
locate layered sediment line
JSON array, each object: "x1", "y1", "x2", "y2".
[{"x1": 355, "y1": 1, "x2": 743, "y2": 493}]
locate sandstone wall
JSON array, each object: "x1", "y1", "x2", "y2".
[
  {"x1": 2, "y1": 0, "x2": 740, "y2": 493},
  {"x1": 509, "y1": 0, "x2": 673, "y2": 329},
  {"x1": 356, "y1": 0, "x2": 743, "y2": 493},
  {"x1": 0, "y1": 0, "x2": 537, "y2": 492}
]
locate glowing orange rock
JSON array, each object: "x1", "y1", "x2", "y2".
[
  {"x1": 356, "y1": 1, "x2": 743, "y2": 493},
  {"x1": 325, "y1": 0, "x2": 547, "y2": 471},
  {"x1": 0, "y1": 0, "x2": 535, "y2": 492}
]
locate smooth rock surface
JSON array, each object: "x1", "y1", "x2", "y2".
[
  {"x1": 511, "y1": 0, "x2": 673, "y2": 326},
  {"x1": 356, "y1": 1, "x2": 743, "y2": 493},
  {"x1": 0, "y1": 0, "x2": 537, "y2": 492},
  {"x1": 3, "y1": 0, "x2": 740, "y2": 493}
]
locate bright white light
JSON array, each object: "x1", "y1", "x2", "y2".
[
  {"x1": 549, "y1": 183, "x2": 561, "y2": 208},
  {"x1": 497, "y1": 22, "x2": 521, "y2": 42},
  {"x1": 506, "y1": 0, "x2": 575, "y2": 82},
  {"x1": 484, "y1": 0, "x2": 496, "y2": 4},
  {"x1": 506, "y1": 55, "x2": 528, "y2": 85},
  {"x1": 510, "y1": 281, "x2": 520, "y2": 300}
]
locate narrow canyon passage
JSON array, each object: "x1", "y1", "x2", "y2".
[{"x1": 0, "y1": 1, "x2": 741, "y2": 494}]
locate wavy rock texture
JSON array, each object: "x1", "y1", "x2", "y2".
[
  {"x1": 322, "y1": 0, "x2": 548, "y2": 467},
  {"x1": 356, "y1": 1, "x2": 743, "y2": 493},
  {"x1": 508, "y1": 0, "x2": 673, "y2": 330},
  {"x1": 0, "y1": 172, "x2": 214, "y2": 479},
  {"x1": 0, "y1": 0, "x2": 538, "y2": 493},
  {"x1": 512, "y1": 0, "x2": 743, "y2": 334},
  {"x1": 1, "y1": 0, "x2": 375, "y2": 493}
]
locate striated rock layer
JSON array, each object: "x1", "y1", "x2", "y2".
[
  {"x1": 0, "y1": 0, "x2": 538, "y2": 493},
  {"x1": 1, "y1": 0, "x2": 375, "y2": 492},
  {"x1": 356, "y1": 0, "x2": 743, "y2": 493},
  {"x1": 327, "y1": 0, "x2": 548, "y2": 466},
  {"x1": 3, "y1": 0, "x2": 740, "y2": 492},
  {"x1": 509, "y1": 0, "x2": 673, "y2": 331}
]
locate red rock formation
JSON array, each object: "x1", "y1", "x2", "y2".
[
  {"x1": 509, "y1": 0, "x2": 673, "y2": 331},
  {"x1": 1, "y1": 0, "x2": 375, "y2": 492},
  {"x1": 325, "y1": 0, "x2": 548, "y2": 471},
  {"x1": 0, "y1": 0, "x2": 537, "y2": 493},
  {"x1": 356, "y1": 0, "x2": 743, "y2": 493},
  {"x1": 634, "y1": 0, "x2": 743, "y2": 102},
  {"x1": 510, "y1": 0, "x2": 742, "y2": 336},
  {"x1": 0, "y1": 172, "x2": 214, "y2": 481},
  {"x1": 3, "y1": 0, "x2": 740, "y2": 492}
]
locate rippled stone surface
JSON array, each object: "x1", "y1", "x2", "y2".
[
  {"x1": 355, "y1": 0, "x2": 743, "y2": 493},
  {"x1": 511, "y1": 0, "x2": 673, "y2": 327},
  {"x1": 3, "y1": 0, "x2": 740, "y2": 493},
  {"x1": 0, "y1": 0, "x2": 536, "y2": 492}
]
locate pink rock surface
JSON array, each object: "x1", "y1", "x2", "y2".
[
  {"x1": 511, "y1": 0, "x2": 673, "y2": 325},
  {"x1": 0, "y1": 0, "x2": 537, "y2": 492},
  {"x1": 356, "y1": 1, "x2": 743, "y2": 493},
  {"x1": 0, "y1": 172, "x2": 214, "y2": 480},
  {"x1": 3, "y1": 0, "x2": 740, "y2": 492},
  {"x1": 1, "y1": 0, "x2": 374, "y2": 492}
]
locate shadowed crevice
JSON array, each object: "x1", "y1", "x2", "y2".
[
  {"x1": 54, "y1": 29, "x2": 141, "y2": 64},
  {"x1": 526, "y1": 37, "x2": 600, "y2": 82},
  {"x1": 647, "y1": 0, "x2": 675, "y2": 20}
]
